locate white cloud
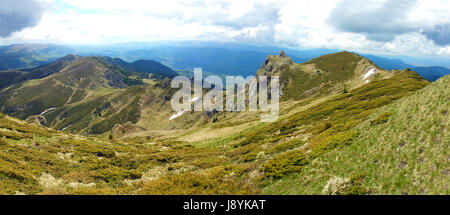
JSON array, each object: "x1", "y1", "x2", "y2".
[
  {"x1": 273, "y1": 0, "x2": 450, "y2": 57},
  {"x1": 1, "y1": 0, "x2": 450, "y2": 57},
  {"x1": 0, "y1": 0, "x2": 46, "y2": 37}
]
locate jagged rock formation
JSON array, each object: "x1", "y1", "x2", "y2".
[{"x1": 257, "y1": 50, "x2": 294, "y2": 77}]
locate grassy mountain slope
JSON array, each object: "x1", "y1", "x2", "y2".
[
  {"x1": 223, "y1": 70, "x2": 428, "y2": 178},
  {"x1": 0, "y1": 71, "x2": 27, "y2": 89},
  {"x1": 0, "y1": 54, "x2": 214, "y2": 135},
  {"x1": 0, "y1": 56, "x2": 162, "y2": 134},
  {"x1": 0, "y1": 54, "x2": 79, "y2": 89},
  {"x1": 0, "y1": 57, "x2": 135, "y2": 115},
  {"x1": 0, "y1": 112, "x2": 254, "y2": 194},
  {"x1": 0, "y1": 54, "x2": 179, "y2": 90},
  {"x1": 125, "y1": 68, "x2": 431, "y2": 194},
  {"x1": 263, "y1": 75, "x2": 448, "y2": 194},
  {"x1": 258, "y1": 51, "x2": 394, "y2": 101}
]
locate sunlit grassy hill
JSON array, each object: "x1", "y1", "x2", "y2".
[
  {"x1": 278, "y1": 51, "x2": 397, "y2": 101},
  {"x1": 263, "y1": 75, "x2": 449, "y2": 194}
]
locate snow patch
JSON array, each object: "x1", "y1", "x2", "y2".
[
  {"x1": 168, "y1": 97, "x2": 199, "y2": 120},
  {"x1": 363, "y1": 68, "x2": 376, "y2": 79},
  {"x1": 169, "y1": 111, "x2": 185, "y2": 120},
  {"x1": 62, "y1": 124, "x2": 71, "y2": 131},
  {"x1": 40, "y1": 107, "x2": 55, "y2": 115},
  {"x1": 365, "y1": 80, "x2": 370, "y2": 84}
]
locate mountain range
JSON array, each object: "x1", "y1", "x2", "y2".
[
  {"x1": 0, "y1": 49, "x2": 447, "y2": 195},
  {"x1": 1, "y1": 43, "x2": 449, "y2": 81},
  {"x1": 0, "y1": 54, "x2": 181, "y2": 134}
]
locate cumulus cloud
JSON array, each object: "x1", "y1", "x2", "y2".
[
  {"x1": 0, "y1": 0, "x2": 45, "y2": 37},
  {"x1": 57, "y1": 0, "x2": 283, "y2": 44},
  {"x1": 210, "y1": 2, "x2": 281, "y2": 29},
  {"x1": 423, "y1": 23, "x2": 450, "y2": 46},
  {"x1": 2, "y1": 0, "x2": 450, "y2": 57},
  {"x1": 328, "y1": 0, "x2": 418, "y2": 41}
]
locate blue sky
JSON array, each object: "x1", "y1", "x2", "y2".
[{"x1": 1, "y1": 0, "x2": 450, "y2": 58}]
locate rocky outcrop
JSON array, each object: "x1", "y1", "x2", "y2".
[
  {"x1": 26, "y1": 115, "x2": 47, "y2": 126},
  {"x1": 103, "y1": 70, "x2": 128, "y2": 89},
  {"x1": 257, "y1": 50, "x2": 294, "y2": 77}
]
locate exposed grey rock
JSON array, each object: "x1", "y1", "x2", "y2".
[
  {"x1": 257, "y1": 50, "x2": 293, "y2": 77},
  {"x1": 103, "y1": 70, "x2": 128, "y2": 89}
]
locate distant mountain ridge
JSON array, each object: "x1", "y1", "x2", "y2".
[
  {"x1": 361, "y1": 54, "x2": 413, "y2": 70},
  {"x1": 99, "y1": 57, "x2": 178, "y2": 78},
  {"x1": 0, "y1": 54, "x2": 182, "y2": 134},
  {"x1": 0, "y1": 43, "x2": 73, "y2": 70},
  {"x1": 1, "y1": 43, "x2": 449, "y2": 82},
  {"x1": 0, "y1": 54, "x2": 177, "y2": 89},
  {"x1": 410, "y1": 66, "x2": 450, "y2": 82},
  {"x1": 361, "y1": 54, "x2": 450, "y2": 81}
]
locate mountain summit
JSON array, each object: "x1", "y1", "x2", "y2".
[
  {"x1": 257, "y1": 50, "x2": 294, "y2": 77},
  {"x1": 260, "y1": 51, "x2": 398, "y2": 100}
]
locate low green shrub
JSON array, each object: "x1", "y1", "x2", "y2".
[
  {"x1": 266, "y1": 139, "x2": 304, "y2": 155},
  {"x1": 262, "y1": 149, "x2": 309, "y2": 178},
  {"x1": 370, "y1": 112, "x2": 393, "y2": 126}
]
